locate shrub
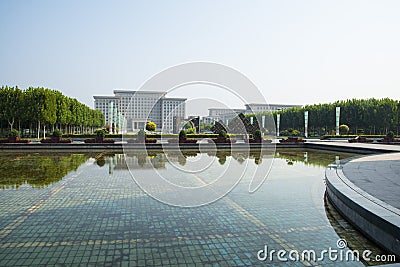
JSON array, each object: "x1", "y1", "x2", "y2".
[
  {"x1": 282, "y1": 128, "x2": 300, "y2": 137},
  {"x1": 95, "y1": 129, "x2": 106, "y2": 138},
  {"x1": 339, "y1": 124, "x2": 350, "y2": 135},
  {"x1": 387, "y1": 131, "x2": 395, "y2": 140},
  {"x1": 9, "y1": 129, "x2": 20, "y2": 138},
  {"x1": 219, "y1": 130, "x2": 228, "y2": 139},
  {"x1": 254, "y1": 130, "x2": 262, "y2": 139},
  {"x1": 146, "y1": 121, "x2": 156, "y2": 132},
  {"x1": 52, "y1": 129, "x2": 62, "y2": 138},
  {"x1": 179, "y1": 130, "x2": 187, "y2": 140},
  {"x1": 186, "y1": 127, "x2": 196, "y2": 134}
]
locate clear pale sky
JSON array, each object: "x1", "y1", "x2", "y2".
[{"x1": 1, "y1": 1, "x2": 399, "y2": 116}]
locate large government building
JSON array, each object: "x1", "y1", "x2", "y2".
[{"x1": 94, "y1": 90, "x2": 186, "y2": 133}]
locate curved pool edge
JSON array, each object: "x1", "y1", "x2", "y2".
[{"x1": 325, "y1": 159, "x2": 400, "y2": 259}]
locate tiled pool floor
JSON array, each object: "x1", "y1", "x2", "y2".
[{"x1": 0, "y1": 150, "x2": 390, "y2": 266}]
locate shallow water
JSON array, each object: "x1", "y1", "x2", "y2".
[{"x1": 0, "y1": 149, "x2": 390, "y2": 266}]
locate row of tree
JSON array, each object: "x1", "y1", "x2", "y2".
[
  {"x1": 0, "y1": 86, "x2": 104, "y2": 138},
  {"x1": 245, "y1": 98, "x2": 399, "y2": 136}
]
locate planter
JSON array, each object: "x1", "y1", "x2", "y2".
[
  {"x1": 8, "y1": 137, "x2": 19, "y2": 143},
  {"x1": 0, "y1": 138, "x2": 30, "y2": 144},
  {"x1": 279, "y1": 137, "x2": 305, "y2": 143},
  {"x1": 208, "y1": 138, "x2": 236, "y2": 144},
  {"x1": 348, "y1": 137, "x2": 373, "y2": 143},
  {"x1": 95, "y1": 136, "x2": 104, "y2": 143},
  {"x1": 41, "y1": 138, "x2": 72, "y2": 143},
  {"x1": 377, "y1": 138, "x2": 400, "y2": 144},
  {"x1": 52, "y1": 137, "x2": 61, "y2": 142},
  {"x1": 168, "y1": 138, "x2": 197, "y2": 144},
  {"x1": 84, "y1": 138, "x2": 115, "y2": 144}
]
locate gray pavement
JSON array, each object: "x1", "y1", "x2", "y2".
[{"x1": 343, "y1": 153, "x2": 400, "y2": 210}]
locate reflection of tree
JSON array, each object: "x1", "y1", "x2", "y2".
[
  {"x1": 0, "y1": 154, "x2": 89, "y2": 189},
  {"x1": 275, "y1": 149, "x2": 356, "y2": 167},
  {"x1": 231, "y1": 152, "x2": 246, "y2": 164},
  {"x1": 150, "y1": 154, "x2": 166, "y2": 169},
  {"x1": 178, "y1": 155, "x2": 186, "y2": 166},
  {"x1": 249, "y1": 149, "x2": 263, "y2": 165},
  {"x1": 216, "y1": 150, "x2": 231, "y2": 165},
  {"x1": 96, "y1": 157, "x2": 106, "y2": 167},
  {"x1": 137, "y1": 153, "x2": 147, "y2": 167}
]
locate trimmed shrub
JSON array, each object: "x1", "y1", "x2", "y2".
[
  {"x1": 9, "y1": 129, "x2": 20, "y2": 138},
  {"x1": 95, "y1": 129, "x2": 106, "y2": 138},
  {"x1": 52, "y1": 129, "x2": 62, "y2": 138},
  {"x1": 218, "y1": 130, "x2": 228, "y2": 139},
  {"x1": 179, "y1": 130, "x2": 187, "y2": 140}
]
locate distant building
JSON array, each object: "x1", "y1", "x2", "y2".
[
  {"x1": 94, "y1": 90, "x2": 186, "y2": 133},
  {"x1": 245, "y1": 103, "x2": 302, "y2": 113},
  {"x1": 208, "y1": 108, "x2": 247, "y2": 124},
  {"x1": 207, "y1": 103, "x2": 302, "y2": 122}
]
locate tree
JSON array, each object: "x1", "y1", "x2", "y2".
[
  {"x1": 0, "y1": 86, "x2": 23, "y2": 131},
  {"x1": 146, "y1": 121, "x2": 156, "y2": 132},
  {"x1": 0, "y1": 86, "x2": 104, "y2": 137}
]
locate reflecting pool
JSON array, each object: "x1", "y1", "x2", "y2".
[{"x1": 0, "y1": 149, "x2": 390, "y2": 266}]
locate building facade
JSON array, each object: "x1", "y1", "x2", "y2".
[{"x1": 94, "y1": 90, "x2": 186, "y2": 133}]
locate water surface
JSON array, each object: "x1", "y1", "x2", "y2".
[{"x1": 0, "y1": 149, "x2": 389, "y2": 266}]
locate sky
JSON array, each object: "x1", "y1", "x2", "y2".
[{"x1": 1, "y1": 0, "x2": 400, "y2": 116}]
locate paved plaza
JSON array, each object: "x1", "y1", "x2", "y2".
[{"x1": 343, "y1": 153, "x2": 400, "y2": 211}]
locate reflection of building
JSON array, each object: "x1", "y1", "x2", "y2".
[{"x1": 94, "y1": 90, "x2": 186, "y2": 133}]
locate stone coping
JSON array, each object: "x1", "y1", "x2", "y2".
[{"x1": 325, "y1": 155, "x2": 400, "y2": 258}]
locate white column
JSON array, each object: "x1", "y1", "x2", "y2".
[
  {"x1": 304, "y1": 111, "x2": 309, "y2": 138},
  {"x1": 336, "y1": 107, "x2": 340, "y2": 136},
  {"x1": 109, "y1": 102, "x2": 114, "y2": 134},
  {"x1": 250, "y1": 116, "x2": 253, "y2": 125},
  {"x1": 262, "y1": 115, "x2": 265, "y2": 128},
  {"x1": 277, "y1": 114, "x2": 280, "y2": 137},
  {"x1": 113, "y1": 107, "x2": 118, "y2": 134}
]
